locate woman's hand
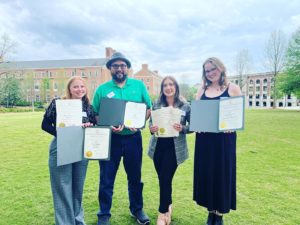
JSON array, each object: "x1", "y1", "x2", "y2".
[
  {"x1": 173, "y1": 123, "x2": 183, "y2": 132},
  {"x1": 82, "y1": 122, "x2": 93, "y2": 128},
  {"x1": 111, "y1": 125, "x2": 124, "y2": 133},
  {"x1": 149, "y1": 125, "x2": 159, "y2": 133}
]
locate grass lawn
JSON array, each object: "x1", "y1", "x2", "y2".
[{"x1": 0, "y1": 109, "x2": 299, "y2": 225}]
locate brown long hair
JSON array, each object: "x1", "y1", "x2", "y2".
[
  {"x1": 63, "y1": 76, "x2": 90, "y2": 104},
  {"x1": 158, "y1": 76, "x2": 185, "y2": 107},
  {"x1": 202, "y1": 57, "x2": 228, "y2": 90}
]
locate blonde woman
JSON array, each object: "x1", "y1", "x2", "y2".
[
  {"x1": 42, "y1": 76, "x2": 96, "y2": 225},
  {"x1": 193, "y1": 58, "x2": 241, "y2": 225}
]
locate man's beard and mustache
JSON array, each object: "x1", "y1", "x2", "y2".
[{"x1": 112, "y1": 72, "x2": 127, "y2": 83}]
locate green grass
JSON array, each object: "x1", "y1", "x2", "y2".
[{"x1": 0, "y1": 110, "x2": 299, "y2": 225}]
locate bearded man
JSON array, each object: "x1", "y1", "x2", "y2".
[{"x1": 92, "y1": 52, "x2": 152, "y2": 225}]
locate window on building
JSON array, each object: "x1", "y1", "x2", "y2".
[
  {"x1": 263, "y1": 94, "x2": 267, "y2": 99},
  {"x1": 49, "y1": 71, "x2": 52, "y2": 78},
  {"x1": 46, "y1": 95, "x2": 51, "y2": 102},
  {"x1": 263, "y1": 86, "x2": 267, "y2": 91},
  {"x1": 263, "y1": 102, "x2": 267, "y2": 107},
  {"x1": 36, "y1": 95, "x2": 40, "y2": 102},
  {"x1": 81, "y1": 71, "x2": 85, "y2": 77},
  {"x1": 256, "y1": 86, "x2": 260, "y2": 92},
  {"x1": 54, "y1": 83, "x2": 58, "y2": 91},
  {"x1": 288, "y1": 102, "x2": 292, "y2": 107},
  {"x1": 270, "y1": 102, "x2": 274, "y2": 107},
  {"x1": 256, "y1": 94, "x2": 260, "y2": 99},
  {"x1": 235, "y1": 80, "x2": 238, "y2": 85},
  {"x1": 249, "y1": 87, "x2": 253, "y2": 92},
  {"x1": 249, "y1": 95, "x2": 253, "y2": 99},
  {"x1": 287, "y1": 94, "x2": 291, "y2": 99},
  {"x1": 279, "y1": 102, "x2": 283, "y2": 107},
  {"x1": 249, "y1": 101, "x2": 252, "y2": 106},
  {"x1": 256, "y1": 101, "x2": 260, "y2": 106},
  {"x1": 34, "y1": 83, "x2": 39, "y2": 91},
  {"x1": 249, "y1": 80, "x2": 253, "y2": 84},
  {"x1": 256, "y1": 79, "x2": 260, "y2": 84},
  {"x1": 263, "y1": 79, "x2": 268, "y2": 84}
]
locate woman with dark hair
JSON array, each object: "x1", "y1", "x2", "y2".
[
  {"x1": 42, "y1": 76, "x2": 96, "y2": 225},
  {"x1": 148, "y1": 76, "x2": 192, "y2": 225},
  {"x1": 193, "y1": 57, "x2": 242, "y2": 225}
]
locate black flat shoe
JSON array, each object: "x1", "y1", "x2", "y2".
[
  {"x1": 206, "y1": 212, "x2": 215, "y2": 225},
  {"x1": 214, "y1": 215, "x2": 224, "y2": 225}
]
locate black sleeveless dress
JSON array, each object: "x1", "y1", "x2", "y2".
[{"x1": 193, "y1": 87, "x2": 236, "y2": 213}]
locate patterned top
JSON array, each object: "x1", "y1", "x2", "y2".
[
  {"x1": 148, "y1": 101, "x2": 192, "y2": 165},
  {"x1": 41, "y1": 96, "x2": 97, "y2": 137}
]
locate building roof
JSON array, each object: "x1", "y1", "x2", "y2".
[{"x1": 0, "y1": 58, "x2": 107, "y2": 70}]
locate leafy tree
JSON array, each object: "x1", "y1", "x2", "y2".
[
  {"x1": 278, "y1": 28, "x2": 300, "y2": 98},
  {"x1": 0, "y1": 76, "x2": 21, "y2": 107},
  {"x1": 179, "y1": 83, "x2": 197, "y2": 102},
  {"x1": 40, "y1": 77, "x2": 50, "y2": 102}
]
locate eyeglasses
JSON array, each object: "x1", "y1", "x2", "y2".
[
  {"x1": 205, "y1": 67, "x2": 217, "y2": 74},
  {"x1": 111, "y1": 64, "x2": 127, "y2": 70}
]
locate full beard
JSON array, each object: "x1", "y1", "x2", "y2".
[{"x1": 112, "y1": 73, "x2": 127, "y2": 83}]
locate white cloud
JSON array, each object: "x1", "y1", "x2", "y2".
[{"x1": 1, "y1": 0, "x2": 300, "y2": 84}]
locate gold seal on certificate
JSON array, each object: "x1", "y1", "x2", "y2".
[
  {"x1": 124, "y1": 120, "x2": 132, "y2": 127},
  {"x1": 159, "y1": 128, "x2": 165, "y2": 134},
  {"x1": 85, "y1": 151, "x2": 93, "y2": 158},
  {"x1": 59, "y1": 122, "x2": 66, "y2": 128},
  {"x1": 220, "y1": 121, "x2": 227, "y2": 129}
]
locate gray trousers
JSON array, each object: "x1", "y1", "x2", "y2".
[{"x1": 49, "y1": 138, "x2": 88, "y2": 225}]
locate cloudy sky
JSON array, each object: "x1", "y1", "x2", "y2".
[{"x1": 1, "y1": 0, "x2": 300, "y2": 84}]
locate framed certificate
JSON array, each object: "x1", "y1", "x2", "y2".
[
  {"x1": 218, "y1": 96, "x2": 245, "y2": 131},
  {"x1": 83, "y1": 126, "x2": 111, "y2": 160},
  {"x1": 98, "y1": 98, "x2": 147, "y2": 129},
  {"x1": 190, "y1": 96, "x2": 245, "y2": 132}
]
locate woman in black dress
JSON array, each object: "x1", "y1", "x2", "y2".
[{"x1": 193, "y1": 57, "x2": 242, "y2": 225}]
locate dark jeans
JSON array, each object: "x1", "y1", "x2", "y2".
[
  {"x1": 97, "y1": 131, "x2": 144, "y2": 218},
  {"x1": 154, "y1": 138, "x2": 178, "y2": 213}
]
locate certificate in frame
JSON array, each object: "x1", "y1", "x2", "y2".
[{"x1": 83, "y1": 126, "x2": 111, "y2": 160}]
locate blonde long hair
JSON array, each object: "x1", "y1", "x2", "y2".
[
  {"x1": 202, "y1": 57, "x2": 228, "y2": 90},
  {"x1": 63, "y1": 76, "x2": 90, "y2": 104}
]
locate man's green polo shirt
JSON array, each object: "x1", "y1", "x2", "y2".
[{"x1": 92, "y1": 78, "x2": 152, "y2": 135}]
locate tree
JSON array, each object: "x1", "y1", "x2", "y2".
[
  {"x1": 278, "y1": 28, "x2": 300, "y2": 98},
  {"x1": 40, "y1": 77, "x2": 50, "y2": 103},
  {"x1": 235, "y1": 49, "x2": 251, "y2": 90},
  {"x1": 23, "y1": 71, "x2": 36, "y2": 111},
  {"x1": 0, "y1": 76, "x2": 21, "y2": 107},
  {"x1": 179, "y1": 83, "x2": 197, "y2": 102},
  {"x1": 0, "y1": 34, "x2": 16, "y2": 72},
  {"x1": 264, "y1": 30, "x2": 287, "y2": 108}
]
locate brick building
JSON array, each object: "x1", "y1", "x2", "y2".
[
  {"x1": 134, "y1": 64, "x2": 163, "y2": 97},
  {"x1": 0, "y1": 47, "x2": 162, "y2": 103}
]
